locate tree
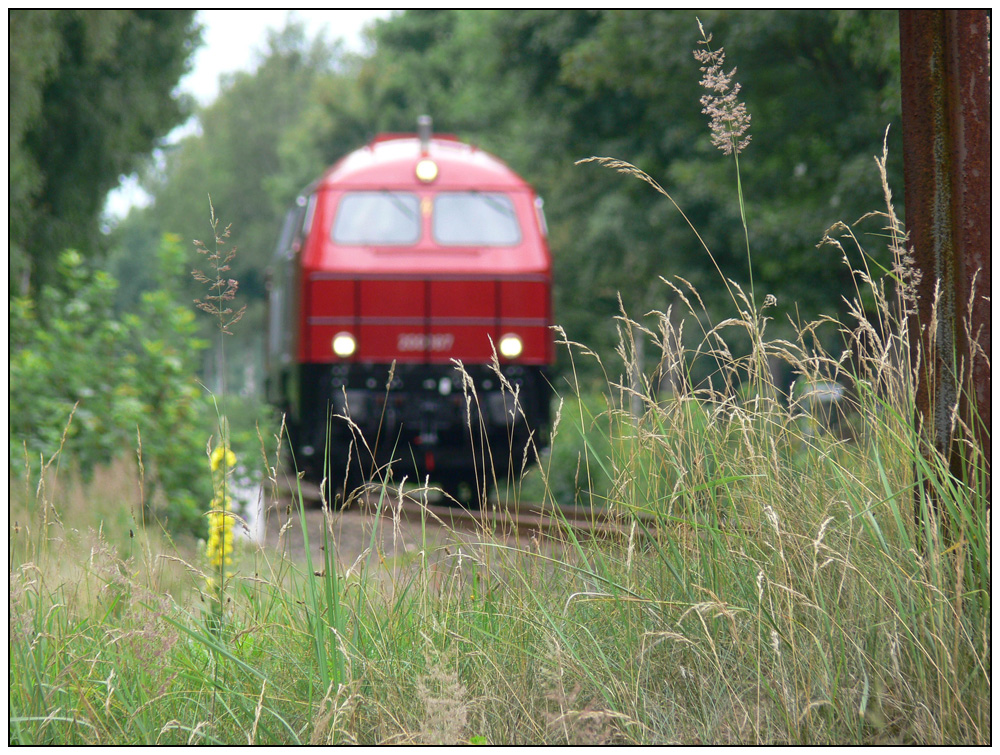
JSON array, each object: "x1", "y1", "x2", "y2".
[
  {"x1": 497, "y1": 11, "x2": 903, "y2": 371},
  {"x1": 109, "y1": 20, "x2": 344, "y2": 393},
  {"x1": 138, "y1": 22, "x2": 342, "y2": 292},
  {"x1": 109, "y1": 10, "x2": 905, "y2": 393},
  {"x1": 499, "y1": 10, "x2": 904, "y2": 350},
  {"x1": 9, "y1": 10, "x2": 201, "y2": 294}
]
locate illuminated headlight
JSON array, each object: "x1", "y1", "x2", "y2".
[
  {"x1": 332, "y1": 332, "x2": 357, "y2": 358},
  {"x1": 415, "y1": 159, "x2": 439, "y2": 182},
  {"x1": 499, "y1": 333, "x2": 523, "y2": 359}
]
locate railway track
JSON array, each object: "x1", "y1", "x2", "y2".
[{"x1": 274, "y1": 479, "x2": 654, "y2": 543}]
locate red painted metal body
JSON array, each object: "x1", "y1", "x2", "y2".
[{"x1": 297, "y1": 134, "x2": 553, "y2": 367}]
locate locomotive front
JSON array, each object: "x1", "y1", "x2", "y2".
[{"x1": 267, "y1": 119, "x2": 554, "y2": 498}]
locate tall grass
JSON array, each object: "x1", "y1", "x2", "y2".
[{"x1": 10, "y1": 149, "x2": 988, "y2": 741}]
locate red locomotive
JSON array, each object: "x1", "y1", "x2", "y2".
[{"x1": 267, "y1": 117, "x2": 554, "y2": 499}]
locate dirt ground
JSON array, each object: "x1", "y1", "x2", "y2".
[{"x1": 238, "y1": 483, "x2": 534, "y2": 573}]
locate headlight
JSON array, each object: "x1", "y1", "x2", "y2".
[
  {"x1": 332, "y1": 332, "x2": 357, "y2": 358},
  {"x1": 415, "y1": 159, "x2": 438, "y2": 182},
  {"x1": 499, "y1": 333, "x2": 523, "y2": 359}
]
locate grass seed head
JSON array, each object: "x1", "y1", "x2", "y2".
[{"x1": 694, "y1": 18, "x2": 752, "y2": 156}]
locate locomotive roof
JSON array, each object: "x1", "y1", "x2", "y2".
[{"x1": 316, "y1": 134, "x2": 533, "y2": 192}]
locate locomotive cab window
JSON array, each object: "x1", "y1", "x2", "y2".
[
  {"x1": 332, "y1": 191, "x2": 421, "y2": 245},
  {"x1": 433, "y1": 192, "x2": 521, "y2": 246}
]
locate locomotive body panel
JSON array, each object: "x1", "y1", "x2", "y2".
[{"x1": 302, "y1": 274, "x2": 551, "y2": 365}]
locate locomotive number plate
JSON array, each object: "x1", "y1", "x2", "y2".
[{"x1": 397, "y1": 333, "x2": 455, "y2": 352}]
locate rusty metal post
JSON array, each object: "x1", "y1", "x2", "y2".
[{"x1": 899, "y1": 10, "x2": 991, "y2": 526}]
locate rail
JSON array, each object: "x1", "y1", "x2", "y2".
[{"x1": 272, "y1": 479, "x2": 656, "y2": 542}]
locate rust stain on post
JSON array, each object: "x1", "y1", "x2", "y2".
[{"x1": 899, "y1": 10, "x2": 991, "y2": 520}]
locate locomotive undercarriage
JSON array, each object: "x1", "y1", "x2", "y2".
[{"x1": 290, "y1": 362, "x2": 549, "y2": 502}]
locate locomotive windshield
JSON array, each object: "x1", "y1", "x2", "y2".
[
  {"x1": 433, "y1": 192, "x2": 521, "y2": 246},
  {"x1": 331, "y1": 190, "x2": 522, "y2": 247},
  {"x1": 332, "y1": 191, "x2": 421, "y2": 245}
]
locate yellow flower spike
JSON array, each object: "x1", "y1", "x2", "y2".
[
  {"x1": 204, "y1": 439, "x2": 239, "y2": 631},
  {"x1": 210, "y1": 443, "x2": 237, "y2": 473},
  {"x1": 206, "y1": 501, "x2": 236, "y2": 568}
]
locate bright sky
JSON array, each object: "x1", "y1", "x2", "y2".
[
  {"x1": 104, "y1": 9, "x2": 392, "y2": 220},
  {"x1": 179, "y1": 9, "x2": 393, "y2": 105}
]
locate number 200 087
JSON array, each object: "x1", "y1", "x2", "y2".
[{"x1": 397, "y1": 333, "x2": 455, "y2": 352}]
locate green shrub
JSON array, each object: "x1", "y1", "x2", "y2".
[{"x1": 10, "y1": 236, "x2": 212, "y2": 533}]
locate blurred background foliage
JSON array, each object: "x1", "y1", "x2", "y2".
[
  {"x1": 10, "y1": 238, "x2": 212, "y2": 533},
  {"x1": 10, "y1": 10, "x2": 903, "y2": 519},
  {"x1": 9, "y1": 10, "x2": 201, "y2": 294},
  {"x1": 104, "y1": 9, "x2": 901, "y2": 392}
]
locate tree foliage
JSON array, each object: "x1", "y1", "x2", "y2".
[
  {"x1": 327, "y1": 10, "x2": 902, "y2": 372},
  {"x1": 10, "y1": 238, "x2": 212, "y2": 533},
  {"x1": 106, "y1": 21, "x2": 344, "y2": 387},
  {"x1": 9, "y1": 9, "x2": 200, "y2": 295},
  {"x1": 117, "y1": 22, "x2": 342, "y2": 301},
  {"x1": 114, "y1": 10, "x2": 903, "y2": 387}
]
